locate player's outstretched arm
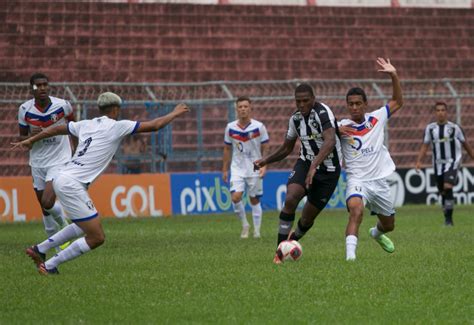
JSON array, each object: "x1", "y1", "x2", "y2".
[
  {"x1": 11, "y1": 124, "x2": 69, "y2": 150},
  {"x1": 415, "y1": 143, "x2": 430, "y2": 172},
  {"x1": 377, "y1": 57, "x2": 403, "y2": 116},
  {"x1": 254, "y1": 137, "x2": 296, "y2": 170},
  {"x1": 136, "y1": 103, "x2": 189, "y2": 133}
]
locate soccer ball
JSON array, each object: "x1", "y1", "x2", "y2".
[{"x1": 277, "y1": 240, "x2": 303, "y2": 262}]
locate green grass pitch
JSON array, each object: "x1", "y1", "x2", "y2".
[{"x1": 0, "y1": 205, "x2": 472, "y2": 324}]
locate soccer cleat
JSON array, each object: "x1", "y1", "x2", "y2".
[
  {"x1": 59, "y1": 241, "x2": 71, "y2": 250},
  {"x1": 369, "y1": 229, "x2": 395, "y2": 253},
  {"x1": 253, "y1": 230, "x2": 261, "y2": 238},
  {"x1": 240, "y1": 225, "x2": 250, "y2": 239},
  {"x1": 273, "y1": 250, "x2": 283, "y2": 265},
  {"x1": 26, "y1": 245, "x2": 46, "y2": 267},
  {"x1": 38, "y1": 263, "x2": 59, "y2": 275}
]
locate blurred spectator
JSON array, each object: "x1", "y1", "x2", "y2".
[{"x1": 121, "y1": 135, "x2": 147, "y2": 174}]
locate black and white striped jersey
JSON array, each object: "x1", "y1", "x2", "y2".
[
  {"x1": 286, "y1": 102, "x2": 342, "y2": 173},
  {"x1": 423, "y1": 121, "x2": 466, "y2": 175}
]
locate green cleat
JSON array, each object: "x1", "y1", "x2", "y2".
[{"x1": 369, "y1": 229, "x2": 395, "y2": 253}]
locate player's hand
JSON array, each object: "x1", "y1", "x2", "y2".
[
  {"x1": 253, "y1": 159, "x2": 266, "y2": 171},
  {"x1": 338, "y1": 125, "x2": 353, "y2": 137},
  {"x1": 258, "y1": 165, "x2": 267, "y2": 178},
  {"x1": 11, "y1": 139, "x2": 32, "y2": 150},
  {"x1": 415, "y1": 161, "x2": 421, "y2": 173},
  {"x1": 377, "y1": 57, "x2": 397, "y2": 76},
  {"x1": 305, "y1": 168, "x2": 316, "y2": 189},
  {"x1": 174, "y1": 103, "x2": 190, "y2": 116},
  {"x1": 222, "y1": 170, "x2": 229, "y2": 184}
]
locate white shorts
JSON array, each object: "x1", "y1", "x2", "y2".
[
  {"x1": 53, "y1": 174, "x2": 98, "y2": 222},
  {"x1": 346, "y1": 177, "x2": 395, "y2": 216},
  {"x1": 31, "y1": 164, "x2": 65, "y2": 191},
  {"x1": 230, "y1": 175, "x2": 263, "y2": 198}
]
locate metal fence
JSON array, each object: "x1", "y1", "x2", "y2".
[{"x1": 1, "y1": 79, "x2": 473, "y2": 175}]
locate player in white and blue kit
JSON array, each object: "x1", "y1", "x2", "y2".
[
  {"x1": 18, "y1": 73, "x2": 73, "y2": 241},
  {"x1": 14, "y1": 92, "x2": 189, "y2": 275},
  {"x1": 339, "y1": 58, "x2": 403, "y2": 261},
  {"x1": 223, "y1": 96, "x2": 269, "y2": 238}
]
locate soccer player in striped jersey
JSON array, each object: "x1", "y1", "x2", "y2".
[
  {"x1": 14, "y1": 92, "x2": 189, "y2": 275},
  {"x1": 339, "y1": 58, "x2": 403, "y2": 261},
  {"x1": 223, "y1": 96, "x2": 269, "y2": 238},
  {"x1": 415, "y1": 102, "x2": 474, "y2": 226},
  {"x1": 254, "y1": 83, "x2": 341, "y2": 264},
  {"x1": 18, "y1": 73, "x2": 74, "y2": 242}
]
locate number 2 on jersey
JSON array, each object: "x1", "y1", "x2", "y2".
[{"x1": 77, "y1": 137, "x2": 92, "y2": 157}]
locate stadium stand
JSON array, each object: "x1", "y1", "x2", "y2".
[{"x1": 1, "y1": 2, "x2": 473, "y2": 175}]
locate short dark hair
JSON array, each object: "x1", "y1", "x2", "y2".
[
  {"x1": 295, "y1": 83, "x2": 314, "y2": 97},
  {"x1": 434, "y1": 101, "x2": 447, "y2": 110},
  {"x1": 236, "y1": 96, "x2": 251, "y2": 104},
  {"x1": 346, "y1": 87, "x2": 367, "y2": 102},
  {"x1": 30, "y1": 73, "x2": 49, "y2": 86}
]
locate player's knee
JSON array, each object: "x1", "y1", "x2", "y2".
[
  {"x1": 284, "y1": 194, "x2": 301, "y2": 210},
  {"x1": 89, "y1": 232, "x2": 105, "y2": 248},
  {"x1": 231, "y1": 193, "x2": 243, "y2": 204},
  {"x1": 249, "y1": 197, "x2": 260, "y2": 205}
]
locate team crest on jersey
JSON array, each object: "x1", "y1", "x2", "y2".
[
  {"x1": 50, "y1": 113, "x2": 59, "y2": 122},
  {"x1": 365, "y1": 121, "x2": 373, "y2": 129},
  {"x1": 293, "y1": 114, "x2": 303, "y2": 121},
  {"x1": 447, "y1": 127, "x2": 453, "y2": 135}
]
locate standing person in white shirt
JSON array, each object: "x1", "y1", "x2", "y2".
[
  {"x1": 222, "y1": 96, "x2": 269, "y2": 238},
  {"x1": 13, "y1": 92, "x2": 189, "y2": 275},
  {"x1": 18, "y1": 73, "x2": 74, "y2": 241},
  {"x1": 339, "y1": 58, "x2": 403, "y2": 261}
]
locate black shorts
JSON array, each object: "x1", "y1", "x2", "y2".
[
  {"x1": 436, "y1": 168, "x2": 458, "y2": 192},
  {"x1": 287, "y1": 159, "x2": 340, "y2": 210}
]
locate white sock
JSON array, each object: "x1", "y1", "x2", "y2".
[
  {"x1": 45, "y1": 201, "x2": 68, "y2": 228},
  {"x1": 45, "y1": 237, "x2": 91, "y2": 269},
  {"x1": 251, "y1": 202, "x2": 262, "y2": 233},
  {"x1": 346, "y1": 235, "x2": 358, "y2": 260},
  {"x1": 232, "y1": 201, "x2": 249, "y2": 227},
  {"x1": 370, "y1": 226, "x2": 384, "y2": 239},
  {"x1": 37, "y1": 223, "x2": 84, "y2": 254},
  {"x1": 43, "y1": 214, "x2": 60, "y2": 237}
]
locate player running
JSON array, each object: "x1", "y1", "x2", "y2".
[
  {"x1": 339, "y1": 58, "x2": 403, "y2": 261},
  {"x1": 13, "y1": 92, "x2": 189, "y2": 275}
]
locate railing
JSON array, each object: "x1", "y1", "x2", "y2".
[{"x1": 1, "y1": 79, "x2": 473, "y2": 174}]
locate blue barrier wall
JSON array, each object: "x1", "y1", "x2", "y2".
[{"x1": 170, "y1": 171, "x2": 347, "y2": 215}]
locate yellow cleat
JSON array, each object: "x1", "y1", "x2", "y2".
[{"x1": 59, "y1": 241, "x2": 70, "y2": 250}]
